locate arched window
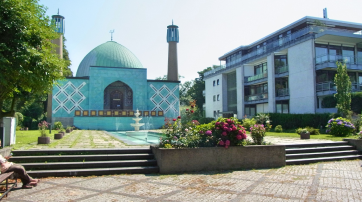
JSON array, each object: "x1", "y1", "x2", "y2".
[{"x1": 103, "y1": 81, "x2": 133, "y2": 110}]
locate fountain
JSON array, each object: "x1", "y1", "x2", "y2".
[{"x1": 130, "y1": 109, "x2": 144, "y2": 131}]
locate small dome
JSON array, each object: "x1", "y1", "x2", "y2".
[{"x1": 76, "y1": 41, "x2": 143, "y2": 77}]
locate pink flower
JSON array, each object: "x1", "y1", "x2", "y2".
[
  {"x1": 232, "y1": 126, "x2": 237, "y2": 131},
  {"x1": 219, "y1": 140, "x2": 225, "y2": 146},
  {"x1": 199, "y1": 131, "x2": 204, "y2": 134},
  {"x1": 227, "y1": 128, "x2": 232, "y2": 132},
  {"x1": 224, "y1": 123, "x2": 229, "y2": 127},
  {"x1": 216, "y1": 127, "x2": 220, "y2": 130},
  {"x1": 185, "y1": 128, "x2": 189, "y2": 132},
  {"x1": 225, "y1": 140, "x2": 230, "y2": 146},
  {"x1": 238, "y1": 130, "x2": 244, "y2": 134},
  {"x1": 241, "y1": 133, "x2": 247, "y2": 139},
  {"x1": 205, "y1": 130, "x2": 212, "y2": 136},
  {"x1": 223, "y1": 127, "x2": 228, "y2": 131},
  {"x1": 222, "y1": 132, "x2": 227, "y2": 136},
  {"x1": 215, "y1": 122, "x2": 220, "y2": 126},
  {"x1": 172, "y1": 118, "x2": 176, "y2": 121},
  {"x1": 236, "y1": 134, "x2": 242, "y2": 140},
  {"x1": 227, "y1": 119, "x2": 231, "y2": 123}
]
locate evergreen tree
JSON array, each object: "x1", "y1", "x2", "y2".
[{"x1": 334, "y1": 62, "x2": 352, "y2": 117}]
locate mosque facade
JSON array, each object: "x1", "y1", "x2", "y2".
[{"x1": 49, "y1": 15, "x2": 180, "y2": 130}]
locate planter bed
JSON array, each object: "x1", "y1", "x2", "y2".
[{"x1": 151, "y1": 145, "x2": 286, "y2": 174}]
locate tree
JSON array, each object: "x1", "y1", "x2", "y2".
[
  {"x1": 334, "y1": 62, "x2": 352, "y2": 117},
  {"x1": 187, "y1": 66, "x2": 216, "y2": 115},
  {"x1": 0, "y1": 0, "x2": 66, "y2": 121},
  {"x1": 62, "y1": 37, "x2": 73, "y2": 77},
  {"x1": 179, "y1": 80, "x2": 193, "y2": 105}
]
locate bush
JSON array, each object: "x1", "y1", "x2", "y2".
[
  {"x1": 242, "y1": 118, "x2": 256, "y2": 131},
  {"x1": 54, "y1": 121, "x2": 63, "y2": 130},
  {"x1": 326, "y1": 117, "x2": 355, "y2": 137},
  {"x1": 352, "y1": 115, "x2": 362, "y2": 135},
  {"x1": 321, "y1": 92, "x2": 362, "y2": 114},
  {"x1": 198, "y1": 117, "x2": 215, "y2": 124},
  {"x1": 250, "y1": 124, "x2": 266, "y2": 145},
  {"x1": 269, "y1": 113, "x2": 336, "y2": 129},
  {"x1": 275, "y1": 125, "x2": 283, "y2": 133},
  {"x1": 16, "y1": 126, "x2": 22, "y2": 131},
  {"x1": 306, "y1": 127, "x2": 320, "y2": 135}
]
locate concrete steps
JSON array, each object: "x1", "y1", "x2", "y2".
[
  {"x1": 10, "y1": 148, "x2": 159, "y2": 177},
  {"x1": 285, "y1": 141, "x2": 362, "y2": 165}
]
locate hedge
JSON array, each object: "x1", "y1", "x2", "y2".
[
  {"x1": 268, "y1": 113, "x2": 338, "y2": 129},
  {"x1": 321, "y1": 92, "x2": 362, "y2": 114}
]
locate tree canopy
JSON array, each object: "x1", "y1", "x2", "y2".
[
  {"x1": 0, "y1": 0, "x2": 66, "y2": 119},
  {"x1": 334, "y1": 62, "x2": 352, "y2": 117}
]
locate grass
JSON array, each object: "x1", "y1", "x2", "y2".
[
  {"x1": 12, "y1": 130, "x2": 58, "y2": 150},
  {"x1": 266, "y1": 131, "x2": 359, "y2": 141}
]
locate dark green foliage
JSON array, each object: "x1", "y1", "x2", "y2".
[
  {"x1": 321, "y1": 92, "x2": 362, "y2": 114},
  {"x1": 334, "y1": 62, "x2": 351, "y2": 117},
  {"x1": 352, "y1": 115, "x2": 362, "y2": 135},
  {"x1": 198, "y1": 117, "x2": 215, "y2": 124},
  {"x1": 268, "y1": 113, "x2": 336, "y2": 130},
  {"x1": 275, "y1": 125, "x2": 283, "y2": 133},
  {"x1": 321, "y1": 96, "x2": 337, "y2": 108}
]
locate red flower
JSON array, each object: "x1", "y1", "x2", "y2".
[
  {"x1": 241, "y1": 133, "x2": 247, "y2": 139},
  {"x1": 236, "y1": 134, "x2": 242, "y2": 140},
  {"x1": 186, "y1": 109, "x2": 189, "y2": 111},
  {"x1": 224, "y1": 123, "x2": 229, "y2": 127},
  {"x1": 232, "y1": 126, "x2": 237, "y2": 131},
  {"x1": 227, "y1": 119, "x2": 231, "y2": 123},
  {"x1": 222, "y1": 131, "x2": 227, "y2": 136},
  {"x1": 215, "y1": 122, "x2": 220, "y2": 126},
  {"x1": 219, "y1": 140, "x2": 225, "y2": 146},
  {"x1": 190, "y1": 110, "x2": 194, "y2": 113},
  {"x1": 225, "y1": 140, "x2": 230, "y2": 146},
  {"x1": 172, "y1": 118, "x2": 176, "y2": 121},
  {"x1": 177, "y1": 116, "x2": 181, "y2": 119},
  {"x1": 227, "y1": 128, "x2": 232, "y2": 132},
  {"x1": 223, "y1": 127, "x2": 228, "y2": 131}
]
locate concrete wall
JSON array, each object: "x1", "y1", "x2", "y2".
[
  {"x1": 267, "y1": 54, "x2": 276, "y2": 113},
  {"x1": 343, "y1": 139, "x2": 362, "y2": 151},
  {"x1": 151, "y1": 145, "x2": 286, "y2": 174},
  {"x1": 205, "y1": 74, "x2": 223, "y2": 118},
  {"x1": 236, "y1": 66, "x2": 244, "y2": 119},
  {"x1": 288, "y1": 39, "x2": 316, "y2": 113}
]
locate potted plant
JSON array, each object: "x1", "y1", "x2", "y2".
[
  {"x1": 38, "y1": 121, "x2": 50, "y2": 144},
  {"x1": 299, "y1": 128, "x2": 310, "y2": 139},
  {"x1": 58, "y1": 126, "x2": 65, "y2": 136},
  {"x1": 65, "y1": 126, "x2": 72, "y2": 133}
]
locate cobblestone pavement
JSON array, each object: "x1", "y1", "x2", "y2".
[{"x1": 3, "y1": 160, "x2": 362, "y2": 202}]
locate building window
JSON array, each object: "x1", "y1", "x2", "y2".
[
  {"x1": 254, "y1": 62, "x2": 267, "y2": 75},
  {"x1": 213, "y1": 80, "x2": 215, "y2": 86},
  {"x1": 217, "y1": 94, "x2": 220, "y2": 101},
  {"x1": 276, "y1": 100, "x2": 289, "y2": 114},
  {"x1": 213, "y1": 95, "x2": 216, "y2": 102},
  {"x1": 245, "y1": 105, "x2": 256, "y2": 117},
  {"x1": 217, "y1": 79, "x2": 219, "y2": 85}
]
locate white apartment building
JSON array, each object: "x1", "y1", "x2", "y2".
[{"x1": 204, "y1": 16, "x2": 362, "y2": 119}]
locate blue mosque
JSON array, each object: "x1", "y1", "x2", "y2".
[{"x1": 48, "y1": 14, "x2": 180, "y2": 131}]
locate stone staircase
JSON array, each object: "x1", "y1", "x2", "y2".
[
  {"x1": 10, "y1": 148, "x2": 159, "y2": 178},
  {"x1": 285, "y1": 141, "x2": 362, "y2": 165}
]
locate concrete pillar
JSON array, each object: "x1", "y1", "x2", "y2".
[
  {"x1": 267, "y1": 53, "x2": 276, "y2": 113},
  {"x1": 236, "y1": 66, "x2": 244, "y2": 119},
  {"x1": 222, "y1": 74, "x2": 228, "y2": 112}
]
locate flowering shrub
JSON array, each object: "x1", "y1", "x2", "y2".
[
  {"x1": 250, "y1": 124, "x2": 266, "y2": 145},
  {"x1": 38, "y1": 121, "x2": 49, "y2": 137},
  {"x1": 242, "y1": 118, "x2": 256, "y2": 132},
  {"x1": 326, "y1": 117, "x2": 355, "y2": 137}
]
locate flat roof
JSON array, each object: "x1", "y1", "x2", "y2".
[{"x1": 219, "y1": 16, "x2": 362, "y2": 60}]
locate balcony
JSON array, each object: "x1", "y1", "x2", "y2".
[
  {"x1": 245, "y1": 93, "x2": 268, "y2": 104},
  {"x1": 276, "y1": 88, "x2": 289, "y2": 97},
  {"x1": 245, "y1": 73, "x2": 267, "y2": 84},
  {"x1": 315, "y1": 55, "x2": 362, "y2": 71},
  {"x1": 275, "y1": 65, "x2": 288, "y2": 74},
  {"x1": 316, "y1": 81, "x2": 360, "y2": 96},
  {"x1": 203, "y1": 65, "x2": 226, "y2": 77}
]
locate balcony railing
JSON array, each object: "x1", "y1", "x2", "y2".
[
  {"x1": 245, "y1": 93, "x2": 268, "y2": 102},
  {"x1": 276, "y1": 88, "x2": 289, "y2": 97},
  {"x1": 245, "y1": 73, "x2": 267, "y2": 83},
  {"x1": 275, "y1": 65, "x2": 288, "y2": 74},
  {"x1": 204, "y1": 65, "x2": 226, "y2": 77},
  {"x1": 315, "y1": 54, "x2": 361, "y2": 65},
  {"x1": 316, "y1": 81, "x2": 359, "y2": 92}
]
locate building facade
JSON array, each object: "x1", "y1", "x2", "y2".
[{"x1": 204, "y1": 16, "x2": 362, "y2": 119}]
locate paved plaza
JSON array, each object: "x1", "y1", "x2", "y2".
[{"x1": 2, "y1": 160, "x2": 362, "y2": 202}]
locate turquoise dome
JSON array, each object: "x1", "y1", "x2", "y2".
[{"x1": 76, "y1": 41, "x2": 144, "y2": 77}]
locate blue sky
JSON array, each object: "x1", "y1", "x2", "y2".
[{"x1": 39, "y1": 0, "x2": 362, "y2": 83}]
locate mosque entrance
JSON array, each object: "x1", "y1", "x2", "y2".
[
  {"x1": 110, "y1": 90, "x2": 123, "y2": 109},
  {"x1": 104, "y1": 81, "x2": 133, "y2": 110}
]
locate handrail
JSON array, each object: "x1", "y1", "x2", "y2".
[
  {"x1": 275, "y1": 65, "x2": 288, "y2": 74},
  {"x1": 316, "y1": 54, "x2": 357, "y2": 65},
  {"x1": 245, "y1": 93, "x2": 268, "y2": 102},
  {"x1": 245, "y1": 73, "x2": 267, "y2": 82},
  {"x1": 276, "y1": 88, "x2": 289, "y2": 97}
]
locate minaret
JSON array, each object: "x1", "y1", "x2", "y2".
[
  {"x1": 47, "y1": 11, "x2": 65, "y2": 124},
  {"x1": 167, "y1": 21, "x2": 179, "y2": 81},
  {"x1": 52, "y1": 11, "x2": 65, "y2": 59}
]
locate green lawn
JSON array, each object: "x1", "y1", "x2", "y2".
[
  {"x1": 13, "y1": 130, "x2": 57, "y2": 150},
  {"x1": 266, "y1": 132, "x2": 359, "y2": 141}
]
